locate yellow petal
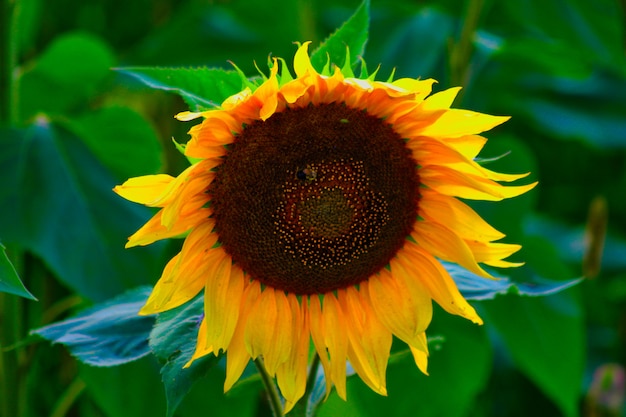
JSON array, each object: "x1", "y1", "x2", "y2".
[
  {"x1": 244, "y1": 287, "x2": 278, "y2": 361},
  {"x1": 412, "y1": 220, "x2": 492, "y2": 278},
  {"x1": 410, "y1": 137, "x2": 531, "y2": 182},
  {"x1": 465, "y1": 240, "x2": 523, "y2": 267},
  {"x1": 126, "y1": 209, "x2": 210, "y2": 247},
  {"x1": 259, "y1": 289, "x2": 293, "y2": 376},
  {"x1": 276, "y1": 295, "x2": 309, "y2": 412},
  {"x1": 308, "y1": 294, "x2": 333, "y2": 398},
  {"x1": 293, "y1": 41, "x2": 316, "y2": 77},
  {"x1": 418, "y1": 189, "x2": 505, "y2": 242},
  {"x1": 113, "y1": 174, "x2": 175, "y2": 206},
  {"x1": 421, "y1": 87, "x2": 462, "y2": 110},
  {"x1": 139, "y1": 223, "x2": 221, "y2": 314},
  {"x1": 322, "y1": 292, "x2": 349, "y2": 400},
  {"x1": 418, "y1": 109, "x2": 509, "y2": 138},
  {"x1": 368, "y1": 267, "x2": 432, "y2": 350},
  {"x1": 340, "y1": 286, "x2": 391, "y2": 396},
  {"x1": 409, "y1": 338, "x2": 429, "y2": 375},
  {"x1": 185, "y1": 316, "x2": 212, "y2": 367},
  {"x1": 224, "y1": 280, "x2": 261, "y2": 392},
  {"x1": 401, "y1": 243, "x2": 482, "y2": 324},
  {"x1": 444, "y1": 135, "x2": 487, "y2": 159},
  {"x1": 420, "y1": 165, "x2": 538, "y2": 201},
  {"x1": 204, "y1": 261, "x2": 245, "y2": 354}
]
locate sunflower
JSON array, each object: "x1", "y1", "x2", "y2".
[{"x1": 115, "y1": 42, "x2": 536, "y2": 411}]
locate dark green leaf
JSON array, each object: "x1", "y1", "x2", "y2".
[
  {"x1": 150, "y1": 294, "x2": 220, "y2": 417},
  {"x1": 481, "y1": 290, "x2": 584, "y2": 417},
  {"x1": 0, "y1": 122, "x2": 167, "y2": 301},
  {"x1": 318, "y1": 311, "x2": 491, "y2": 417},
  {"x1": 79, "y1": 358, "x2": 166, "y2": 417},
  {"x1": 19, "y1": 31, "x2": 115, "y2": 119},
  {"x1": 117, "y1": 67, "x2": 246, "y2": 111},
  {"x1": 310, "y1": 0, "x2": 370, "y2": 71},
  {"x1": 32, "y1": 286, "x2": 153, "y2": 366},
  {"x1": 367, "y1": 7, "x2": 454, "y2": 80},
  {"x1": 0, "y1": 243, "x2": 36, "y2": 300},
  {"x1": 64, "y1": 106, "x2": 162, "y2": 181}
]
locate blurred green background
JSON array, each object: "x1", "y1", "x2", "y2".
[{"x1": 1, "y1": 0, "x2": 625, "y2": 416}]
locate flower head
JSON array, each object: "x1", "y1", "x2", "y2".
[{"x1": 115, "y1": 42, "x2": 536, "y2": 410}]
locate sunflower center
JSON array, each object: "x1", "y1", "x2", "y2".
[{"x1": 210, "y1": 102, "x2": 419, "y2": 294}]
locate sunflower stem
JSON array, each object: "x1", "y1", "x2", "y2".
[
  {"x1": 448, "y1": 0, "x2": 484, "y2": 97},
  {"x1": 254, "y1": 357, "x2": 284, "y2": 417},
  {"x1": 0, "y1": 0, "x2": 20, "y2": 125},
  {"x1": 291, "y1": 354, "x2": 322, "y2": 417}
]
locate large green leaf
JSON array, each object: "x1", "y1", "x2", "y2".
[
  {"x1": 0, "y1": 122, "x2": 166, "y2": 301},
  {"x1": 481, "y1": 290, "x2": 584, "y2": 417},
  {"x1": 366, "y1": 6, "x2": 454, "y2": 80},
  {"x1": 310, "y1": 0, "x2": 370, "y2": 71},
  {"x1": 64, "y1": 106, "x2": 163, "y2": 181},
  {"x1": 0, "y1": 243, "x2": 36, "y2": 299},
  {"x1": 79, "y1": 358, "x2": 166, "y2": 417},
  {"x1": 117, "y1": 67, "x2": 245, "y2": 111},
  {"x1": 18, "y1": 31, "x2": 115, "y2": 120},
  {"x1": 480, "y1": 236, "x2": 584, "y2": 417},
  {"x1": 318, "y1": 310, "x2": 492, "y2": 417},
  {"x1": 150, "y1": 294, "x2": 220, "y2": 417}
]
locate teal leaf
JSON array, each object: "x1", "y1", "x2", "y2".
[
  {"x1": 19, "y1": 31, "x2": 115, "y2": 119},
  {"x1": 116, "y1": 67, "x2": 245, "y2": 111},
  {"x1": 0, "y1": 121, "x2": 167, "y2": 301},
  {"x1": 150, "y1": 294, "x2": 220, "y2": 417},
  {"x1": 0, "y1": 243, "x2": 36, "y2": 300},
  {"x1": 310, "y1": 0, "x2": 370, "y2": 71},
  {"x1": 446, "y1": 262, "x2": 583, "y2": 300},
  {"x1": 64, "y1": 106, "x2": 163, "y2": 181},
  {"x1": 32, "y1": 286, "x2": 153, "y2": 366}
]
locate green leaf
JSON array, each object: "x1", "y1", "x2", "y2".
[
  {"x1": 150, "y1": 294, "x2": 220, "y2": 417},
  {"x1": 64, "y1": 106, "x2": 163, "y2": 181},
  {"x1": 0, "y1": 121, "x2": 167, "y2": 301},
  {"x1": 318, "y1": 311, "x2": 491, "y2": 417},
  {"x1": 481, "y1": 290, "x2": 584, "y2": 417},
  {"x1": 0, "y1": 243, "x2": 36, "y2": 300},
  {"x1": 366, "y1": 7, "x2": 454, "y2": 80},
  {"x1": 498, "y1": 0, "x2": 625, "y2": 70},
  {"x1": 19, "y1": 31, "x2": 115, "y2": 119},
  {"x1": 310, "y1": 0, "x2": 370, "y2": 71},
  {"x1": 117, "y1": 67, "x2": 245, "y2": 111},
  {"x1": 32, "y1": 286, "x2": 153, "y2": 366},
  {"x1": 79, "y1": 358, "x2": 166, "y2": 417}
]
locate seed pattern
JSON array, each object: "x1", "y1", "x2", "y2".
[
  {"x1": 209, "y1": 102, "x2": 419, "y2": 294},
  {"x1": 275, "y1": 159, "x2": 390, "y2": 269}
]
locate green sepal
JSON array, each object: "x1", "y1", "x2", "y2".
[{"x1": 172, "y1": 137, "x2": 203, "y2": 166}]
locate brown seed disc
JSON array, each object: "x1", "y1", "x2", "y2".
[{"x1": 209, "y1": 102, "x2": 419, "y2": 294}]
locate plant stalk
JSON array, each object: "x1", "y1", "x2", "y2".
[{"x1": 254, "y1": 357, "x2": 284, "y2": 417}]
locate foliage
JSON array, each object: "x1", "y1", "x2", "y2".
[{"x1": 1, "y1": 0, "x2": 625, "y2": 416}]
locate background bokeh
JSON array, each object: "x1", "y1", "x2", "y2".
[{"x1": 1, "y1": 0, "x2": 625, "y2": 416}]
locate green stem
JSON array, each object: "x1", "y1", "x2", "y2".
[
  {"x1": 0, "y1": 292, "x2": 24, "y2": 417},
  {"x1": 49, "y1": 377, "x2": 86, "y2": 417},
  {"x1": 291, "y1": 354, "x2": 322, "y2": 417},
  {"x1": 449, "y1": 0, "x2": 484, "y2": 94},
  {"x1": 254, "y1": 357, "x2": 283, "y2": 417},
  {"x1": 1, "y1": 0, "x2": 20, "y2": 125}
]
